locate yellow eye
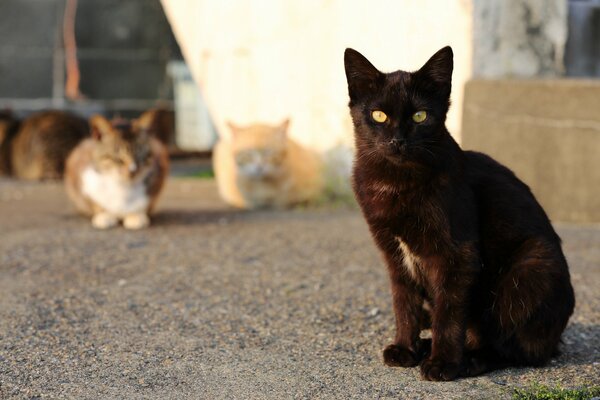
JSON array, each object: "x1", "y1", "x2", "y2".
[
  {"x1": 371, "y1": 110, "x2": 388, "y2": 123},
  {"x1": 412, "y1": 111, "x2": 427, "y2": 123}
]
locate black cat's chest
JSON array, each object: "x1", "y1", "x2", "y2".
[
  {"x1": 355, "y1": 172, "x2": 421, "y2": 216},
  {"x1": 361, "y1": 180, "x2": 407, "y2": 214},
  {"x1": 355, "y1": 172, "x2": 453, "y2": 268},
  {"x1": 356, "y1": 176, "x2": 437, "y2": 229}
]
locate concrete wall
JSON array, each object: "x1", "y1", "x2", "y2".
[
  {"x1": 462, "y1": 80, "x2": 600, "y2": 223},
  {"x1": 160, "y1": 0, "x2": 473, "y2": 154},
  {"x1": 473, "y1": 0, "x2": 567, "y2": 78},
  {"x1": 468, "y1": 0, "x2": 600, "y2": 223}
]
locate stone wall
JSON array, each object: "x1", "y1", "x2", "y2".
[
  {"x1": 473, "y1": 0, "x2": 568, "y2": 78},
  {"x1": 467, "y1": 0, "x2": 600, "y2": 222},
  {"x1": 462, "y1": 79, "x2": 600, "y2": 222}
]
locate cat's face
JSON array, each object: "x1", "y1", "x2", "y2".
[
  {"x1": 344, "y1": 47, "x2": 453, "y2": 166},
  {"x1": 90, "y1": 115, "x2": 154, "y2": 181},
  {"x1": 229, "y1": 121, "x2": 289, "y2": 180}
]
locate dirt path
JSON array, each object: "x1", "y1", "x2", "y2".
[{"x1": 0, "y1": 178, "x2": 598, "y2": 399}]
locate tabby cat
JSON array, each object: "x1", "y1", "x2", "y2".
[
  {"x1": 64, "y1": 111, "x2": 169, "y2": 229},
  {"x1": 9, "y1": 110, "x2": 88, "y2": 180},
  {"x1": 213, "y1": 120, "x2": 322, "y2": 209},
  {"x1": 344, "y1": 46, "x2": 574, "y2": 381}
]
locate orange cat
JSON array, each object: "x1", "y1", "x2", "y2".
[
  {"x1": 213, "y1": 120, "x2": 323, "y2": 209},
  {"x1": 64, "y1": 111, "x2": 169, "y2": 229}
]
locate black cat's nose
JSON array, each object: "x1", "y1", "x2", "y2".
[{"x1": 389, "y1": 138, "x2": 406, "y2": 147}]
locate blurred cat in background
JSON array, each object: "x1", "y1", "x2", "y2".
[
  {"x1": 213, "y1": 119, "x2": 323, "y2": 209},
  {"x1": 0, "y1": 110, "x2": 20, "y2": 176},
  {"x1": 64, "y1": 111, "x2": 169, "y2": 229},
  {"x1": 146, "y1": 108, "x2": 176, "y2": 149},
  {"x1": 9, "y1": 110, "x2": 89, "y2": 180}
]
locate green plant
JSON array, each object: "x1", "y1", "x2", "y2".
[
  {"x1": 189, "y1": 169, "x2": 215, "y2": 179},
  {"x1": 512, "y1": 384, "x2": 600, "y2": 400}
]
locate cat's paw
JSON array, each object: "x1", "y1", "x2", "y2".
[
  {"x1": 420, "y1": 357, "x2": 460, "y2": 381},
  {"x1": 383, "y1": 344, "x2": 420, "y2": 367},
  {"x1": 92, "y1": 213, "x2": 118, "y2": 229},
  {"x1": 123, "y1": 213, "x2": 150, "y2": 230}
]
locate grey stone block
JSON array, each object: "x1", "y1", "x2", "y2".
[
  {"x1": 462, "y1": 79, "x2": 600, "y2": 223},
  {"x1": 473, "y1": 0, "x2": 568, "y2": 78}
]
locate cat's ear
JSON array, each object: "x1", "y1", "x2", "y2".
[
  {"x1": 273, "y1": 119, "x2": 289, "y2": 141},
  {"x1": 344, "y1": 48, "x2": 383, "y2": 102},
  {"x1": 135, "y1": 109, "x2": 160, "y2": 134},
  {"x1": 227, "y1": 121, "x2": 242, "y2": 139},
  {"x1": 227, "y1": 121, "x2": 240, "y2": 132},
  {"x1": 279, "y1": 118, "x2": 290, "y2": 133},
  {"x1": 417, "y1": 46, "x2": 453, "y2": 87},
  {"x1": 89, "y1": 115, "x2": 114, "y2": 141}
]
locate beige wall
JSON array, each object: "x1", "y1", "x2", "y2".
[
  {"x1": 161, "y1": 0, "x2": 473, "y2": 155},
  {"x1": 462, "y1": 79, "x2": 600, "y2": 222}
]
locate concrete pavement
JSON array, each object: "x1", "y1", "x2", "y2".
[{"x1": 0, "y1": 178, "x2": 598, "y2": 399}]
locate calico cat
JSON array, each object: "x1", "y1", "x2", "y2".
[
  {"x1": 9, "y1": 110, "x2": 88, "y2": 180},
  {"x1": 344, "y1": 47, "x2": 574, "y2": 381},
  {"x1": 213, "y1": 120, "x2": 322, "y2": 209},
  {"x1": 64, "y1": 112, "x2": 169, "y2": 229}
]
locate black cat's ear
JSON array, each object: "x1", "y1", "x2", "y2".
[
  {"x1": 344, "y1": 48, "x2": 382, "y2": 103},
  {"x1": 417, "y1": 46, "x2": 453, "y2": 86}
]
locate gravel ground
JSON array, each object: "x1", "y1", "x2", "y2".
[{"x1": 0, "y1": 178, "x2": 598, "y2": 399}]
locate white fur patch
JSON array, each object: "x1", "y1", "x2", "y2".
[
  {"x1": 81, "y1": 167, "x2": 149, "y2": 216},
  {"x1": 396, "y1": 237, "x2": 420, "y2": 280}
]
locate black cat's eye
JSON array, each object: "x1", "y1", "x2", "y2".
[
  {"x1": 371, "y1": 110, "x2": 388, "y2": 124},
  {"x1": 412, "y1": 111, "x2": 427, "y2": 123}
]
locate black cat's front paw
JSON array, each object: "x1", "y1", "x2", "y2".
[
  {"x1": 383, "y1": 344, "x2": 420, "y2": 367},
  {"x1": 420, "y1": 357, "x2": 460, "y2": 381}
]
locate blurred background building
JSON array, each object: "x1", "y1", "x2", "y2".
[
  {"x1": 0, "y1": 0, "x2": 180, "y2": 116},
  {"x1": 0, "y1": 0, "x2": 598, "y2": 221}
]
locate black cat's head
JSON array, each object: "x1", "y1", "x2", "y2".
[{"x1": 344, "y1": 47, "x2": 453, "y2": 166}]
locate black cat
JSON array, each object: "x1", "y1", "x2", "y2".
[{"x1": 344, "y1": 46, "x2": 574, "y2": 381}]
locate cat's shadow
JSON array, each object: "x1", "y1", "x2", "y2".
[
  {"x1": 59, "y1": 207, "x2": 299, "y2": 228},
  {"x1": 151, "y1": 208, "x2": 246, "y2": 226},
  {"x1": 555, "y1": 322, "x2": 600, "y2": 367},
  {"x1": 153, "y1": 207, "x2": 300, "y2": 227}
]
